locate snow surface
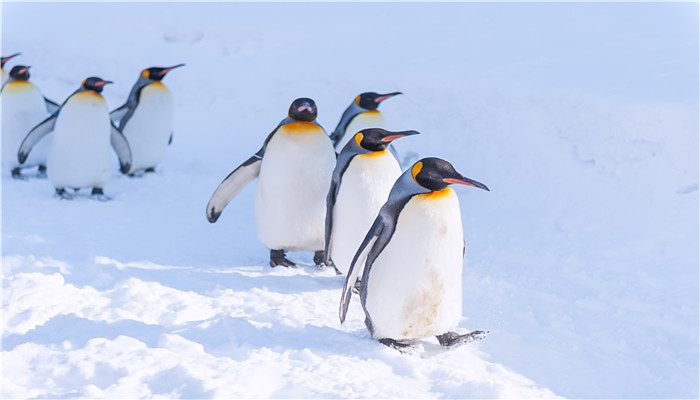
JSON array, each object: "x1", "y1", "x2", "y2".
[{"x1": 2, "y1": 2, "x2": 698, "y2": 398}]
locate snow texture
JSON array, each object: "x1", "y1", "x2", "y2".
[{"x1": 2, "y1": 2, "x2": 698, "y2": 398}]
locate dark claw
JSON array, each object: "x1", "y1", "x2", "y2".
[
  {"x1": 379, "y1": 338, "x2": 414, "y2": 351},
  {"x1": 11, "y1": 167, "x2": 27, "y2": 180},
  {"x1": 36, "y1": 165, "x2": 47, "y2": 178},
  {"x1": 270, "y1": 249, "x2": 296, "y2": 268},
  {"x1": 91, "y1": 187, "x2": 112, "y2": 202},
  {"x1": 436, "y1": 330, "x2": 488, "y2": 348},
  {"x1": 55, "y1": 188, "x2": 74, "y2": 200}
]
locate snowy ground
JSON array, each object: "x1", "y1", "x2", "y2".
[{"x1": 2, "y1": 2, "x2": 698, "y2": 398}]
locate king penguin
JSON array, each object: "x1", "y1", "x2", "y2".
[
  {"x1": 339, "y1": 157, "x2": 489, "y2": 349},
  {"x1": 329, "y1": 92, "x2": 402, "y2": 150},
  {"x1": 1, "y1": 65, "x2": 60, "y2": 179},
  {"x1": 206, "y1": 98, "x2": 337, "y2": 268},
  {"x1": 18, "y1": 77, "x2": 132, "y2": 199},
  {"x1": 324, "y1": 128, "x2": 419, "y2": 276},
  {"x1": 110, "y1": 64, "x2": 184, "y2": 175},
  {"x1": 1, "y1": 53, "x2": 21, "y2": 84}
]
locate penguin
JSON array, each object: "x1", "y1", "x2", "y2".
[
  {"x1": 18, "y1": 77, "x2": 132, "y2": 199},
  {"x1": 1, "y1": 65, "x2": 59, "y2": 179},
  {"x1": 1, "y1": 53, "x2": 21, "y2": 84},
  {"x1": 339, "y1": 157, "x2": 489, "y2": 349},
  {"x1": 110, "y1": 64, "x2": 184, "y2": 175},
  {"x1": 206, "y1": 98, "x2": 337, "y2": 268},
  {"x1": 324, "y1": 128, "x2": 419, "y2": 276},
  {"x1": 329, "y1": 92, "x2": 402, "y2": 150}
]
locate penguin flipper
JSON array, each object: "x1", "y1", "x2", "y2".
[
  {"x1": 206, "y1": 154, "x2": 262, "y2": 223},
  {"x1": 18, "y1": 114, "x2": 57, "y2": 164},
  {"x1": 110, "y1": 123, "x2": 132, "y2": 174},
  {"x1": 44, "y1": 97, "x2": 60, "y2": 114},
  {"x1": 324, "y1": 149, "x2": 357, "y2": 264},
  {"x1": 168, "y1": 132, "x2": 173, "y2": 145},
  {"x1": 339, "y1": 217, "x2": 383, "y2": 323},
  {"x1": 110, "y1": 103, "x2": 131, "y2": 123}
]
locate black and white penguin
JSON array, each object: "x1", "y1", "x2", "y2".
[
  {"x1": 110, "y1": 64, "x2": 184, "y2": 175},
  {"x1": 324, "y1": 128, "x2": 419, "y2": 276},
  {"x1": 1, "y1": 53, "x2": 21, "y2": 84},
  {"x1": 329, "y1": 92, "x2": 402, "y2": 149},
  {"x1": 18, "y1": 77, "x2": 132, "y2": 199},
  {"x1": 206, "y1": 98, "x2": 337, "y2": 267},
  {"x1": 339, "y1": 157, "x2": 489, "y2": 349},
  {"x1": 1, "y1": 65, "x2": 59, "y2": 179}
]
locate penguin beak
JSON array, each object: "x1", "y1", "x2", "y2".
[
  {"x1": 95, "y1": 80, "x2": 113, "y2": 87},
  {"x1": 18, "y1": 66, "x2": 30, "y2": 74},
  {"x1": 443, "y1": 175, "x2": 490, "y2": 191},
  {"x1": 160, "y1": 64, "x2": 185, "y2": 76},
  {"x1": 297, "y1": 104, "x2": 315, "y2": 113},
  {"x1": 1, "y1": 52, "x2": 21, "y2": 66},
  {"x1": 374, "y1": 92, "x2": 402, "y2": 103},
  {"x1": 381, "y1": 130, "x2": 419, "y2": 142}
]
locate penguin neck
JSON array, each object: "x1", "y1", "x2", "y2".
[
  {"x1": 333, "y1": 103, "x2": 366, "y2": 137},
  {"x1": 416, "y1": 187, "x2": 454, "y2": 201}
]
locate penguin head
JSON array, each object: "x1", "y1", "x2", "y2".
[
  {"x1": 9, "y1": 65, "x2": 30, "y2": 81},
  {"x1": 354, "y1": 128, "x2": 419, "y2": 152},
  {"x1": 411, "y1": 157, "x2": 489, "y2": 192},
  {"x1": 288, "y1": 98, "x2": 317, "y2": 122},
  {"x1": 141, "y1": 64, "x2": 185, "y2": 81},
  {"x1": 1, "y1": 53, "x2": 21, "y2": 69},
  {"x1": 354, "y1": 91, "x2": 402, "y2": 111},
  {"x1": 82, "y1": 77, "x2": 113, "y2": 93}
]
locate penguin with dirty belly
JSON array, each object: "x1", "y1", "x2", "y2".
[
  {"x1": 206, "y1": 98, "x2": 337, "y2": 268},
  {"x1": 18, "y1": 77, "x2": 132, "y2": 200},
  {"x1": 1, "y1": 65, "x2": 60, "y2": 179},
  {"x1": 324, "y1": 128, "x2": 419, "y2": 276},
  {"x1": 339, "y1": 157, "x2": 490, "y2": 349},
  {"x1": 110, "y1": 64, "x2": 183, "y2": 176}
]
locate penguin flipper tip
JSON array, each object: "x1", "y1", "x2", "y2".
[{"x1": 207, "y1": 208, "x2": 220, "y2": 223}]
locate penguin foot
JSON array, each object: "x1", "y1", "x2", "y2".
[
  {"x1": 313, "y1": 250, "x2": 335, "y2": 270},
  {"x1": 379, "y1": 338, "x2": 414, "y2": 350},
  {"x1": 55, "y1": 188, "x2": 74, "y2": 200},
  {"x1": 11, "y1": 167, "x2": 27, "y2": 180},
  {"x1": 436, "y1": 330, "x2": 488, "y2": 348},
  {"x1": 144, "y1": 167, "x2": 156, "y2": 173},
  {"x1": 36, "y1": 165, "x2": 47, "y2": 178},
  {"x1": 90, "y1": 187, "x2": 112, "y2": 202},
  {"x1": 127, "y1": 170, "x2": 145, "y2": 178},
  {"x1": 270, "y1": 249, "x2": 296, "y2": 268},
  {"x1": 351, "y1": 279, "x2": 362, "y2": 294}
]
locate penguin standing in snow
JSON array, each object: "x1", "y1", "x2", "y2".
[
  {"x1": 339, "y1": 157, "x2": 489, "y2": 349},
  {"x1": 1, "y1": 53, "x2": 21, "y2": 84},
  {"x1": 1, "y1": 65, "x2": 59, "y2": 178},
  {"x1": 110, "y1": 64, "x2": 184, "y2": 176},
  {"x1": 324, "y1": 128, "x2": 419, "y2": 275},
  {"x1": 329, "y1": 92, "x2": 402, "y2": 150},
  {"x1": 18, "y1": 77, "x2": 132, "y2": 199},
  {"x1": 206, "y1": 98, "x2": 337, "y2": 268}
]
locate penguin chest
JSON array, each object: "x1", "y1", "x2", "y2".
[
  {"x1": 255, "y1": 122, "x2": 336, "y2": 250},
  {"x1": 122, "y1": 83, "x2": 174, "y2": 172},
  {"x1": 48, "y1": 92, "x2": 112, "y2": 188},
  {"x1": 331, "y1": 152, "x2": 401, "y2": 275},
  {"x1": 1, "y1": 82, "x2": 50, "y2": 169},
  {"x1": 340, "y1": 111, "x2": 384, "y2": 148},
  {"x1": 365, "y1": 188, "x2": 465, "y2": 340}
]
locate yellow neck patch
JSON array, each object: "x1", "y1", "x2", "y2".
[
  {"x1": 363, "y1": 110, "x2": 381, "y2": 116},
  {"x1": 417, "y1": 187, "x2": 453, "y2": 201},
  {"x1": 281, "y1": 121, "x2": 322, "y2": 134},
  {"x1": 359, "y1": 149, "x2": 389, "y2": 158},
  {"x1": 4, "y1": 80, "x2": 32, "y2": 90},
  {"x1": 75, "y1": 90, "x2": 104, "y2": 100}
]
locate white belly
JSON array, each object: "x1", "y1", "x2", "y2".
[
  {"x1": 122, "y1": 83, "x2": 174, "y2": 173},
  {"x1": 330, "y1": 152, "x2": 401, "y2": 275},
  {"x1": 48, "y1": 92, "x2": 112, "y2": 189},
  {"x1": 338, "y1": 111, "x2": 385, "y2": 149},
  {"x1": 255, "y1": 122, "x2": 336, "y2": 251},
  {"x1": 365, "y1": 188, "x2": 464, "y2": 340},
  {"x1": 1, "y1": 81, "x2": 51, "y2": 171}
]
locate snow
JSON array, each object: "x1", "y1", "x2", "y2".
[{"x1": 2, "y1": 2, "x2": 698, "y2": 398}]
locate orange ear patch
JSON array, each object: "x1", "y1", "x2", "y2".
[
  {"x1": 354, "y1": 132, "x2": 364, "y2": 146},
  {"x1": 354, "y1": 95, "x2": 361, "y2": 105},
  {"x1": 411, "y1": 161, "x2": 423, "y2": 181},
  {"x1": 141, "y1": 70, "x2": 149, "y2": 78}
]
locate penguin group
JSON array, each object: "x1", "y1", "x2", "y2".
[
  {"x1": 207, "y1": 93, "x2": 490, "y2": 350},
  {"x1": 1, "y1": 52, "x2": 183, "y2": 198}
]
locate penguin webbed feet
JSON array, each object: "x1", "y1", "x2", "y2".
[
  {"x1": 436, "y1": 330, "x2": 488, "y2": 348},
  {"x1": 90, "y1": 187, "x2": 112, "y2": 202},
  {"x1": 378, "y1": 338, "x2": 414, "y2": 351},
  {"x1": 11, "y1": 167, "x2": 28, "y2": 181},
  {"x1": 313, "y1": 251, "x2": 339, "y2": 272},
  {"x1": 55, "y1": 188, "x2": 74, "y2": 200},
  {"x1": 37, "y1": 165, "x2": 47, "y2": 179},
  {"x1": 270, "y1": 249, "x2": 296, "y2": 268}
]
